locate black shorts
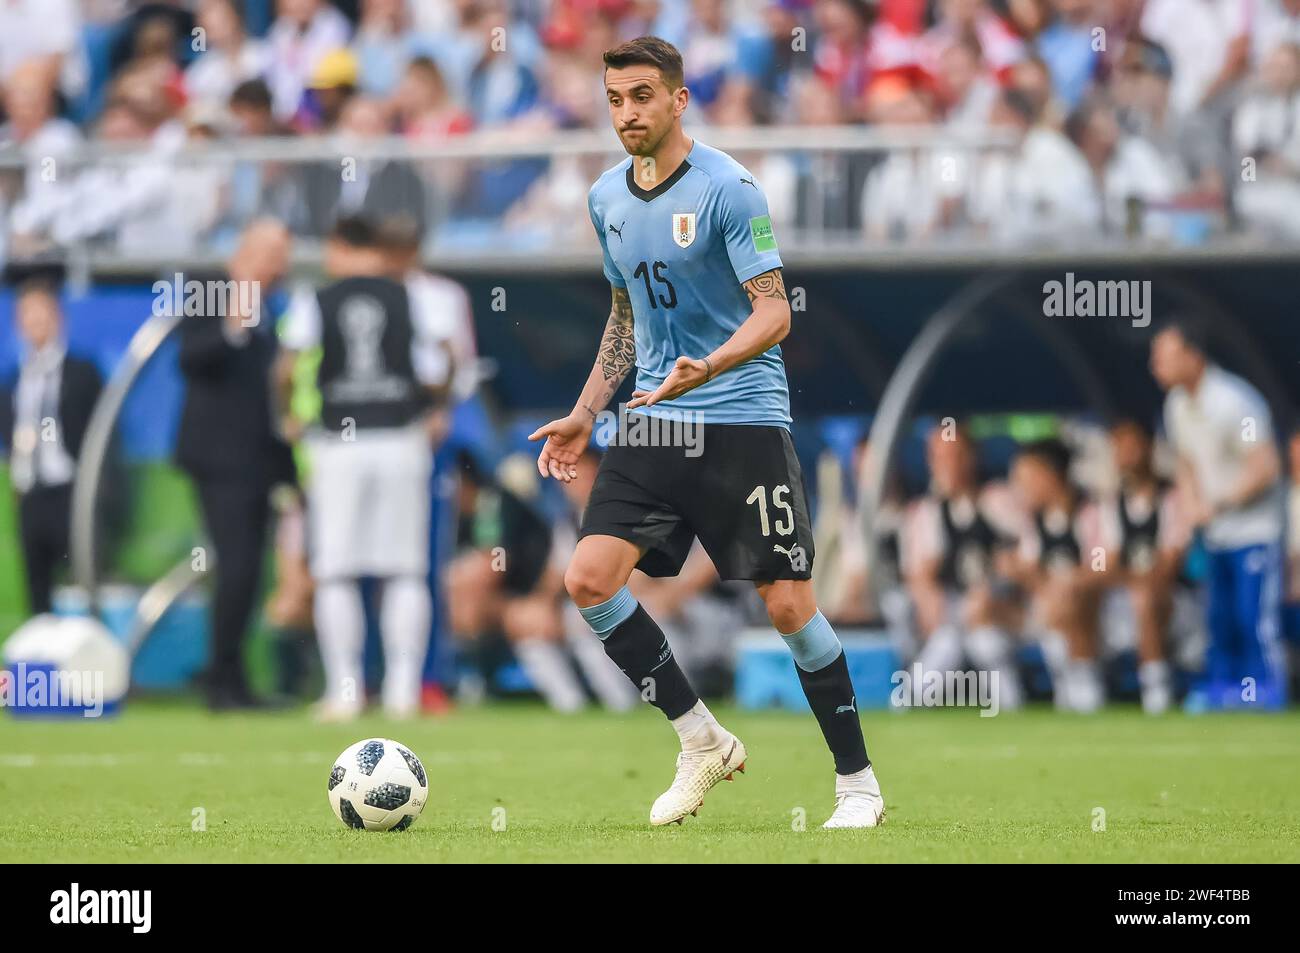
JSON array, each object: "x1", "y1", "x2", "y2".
[{"x1": 579, "y1": 423, "x2": 815, "y2": 581}]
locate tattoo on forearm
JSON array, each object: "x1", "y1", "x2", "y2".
[
  {"x1": 597, "y1": 286, "x2": 636, "y2": 395},
  {"x1": 744, "y1": 268, "x2": 787, "y2": 303}
]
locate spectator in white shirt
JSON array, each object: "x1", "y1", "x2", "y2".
[
  {"x1": 184, "y1": 0, "x2": 272, "y2": 114},
  {"x1": 265, "y1": 0, "x2": 353, "y2": 121},
  {"x1": 972, "y1": 87, "x2": 1101, "y2": 244},
  {"x1": 936, "y1": 32, "x2": 1000, "y2": 132},
  {"x1": 9, "y1": 65, "x2": 190, "y2": 255},
  {"x1": 0, "y1": 0, "x2": 88, "y2": 101},
  {"x1": 1232, "y1": 43, "x2": 1300, "y2": 238},
  {"x1": 1067, "y1": 97, "x2": 1184, "y2": 238},
  {"x1": 860, "y1": 79, "x2": 956, "y2": 243},
  {"x1": 1008, "y1": 54, "x2": 1065, "y2": 130},
  {"x1": 1140, "y1": 0, "x2": 1251, "y2": 118},
  {"x1": 0, "y1": 61, "x2": 83, "y2": 209},
  {"x1": 1112, "y1": 36, "x2": 1230, "y2": 209}
]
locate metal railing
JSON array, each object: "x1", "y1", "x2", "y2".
[{"x1": 4, "y1": 124, "x2": 1294, "y2": 273}]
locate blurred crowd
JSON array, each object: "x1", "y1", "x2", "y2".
[{"x1": 3, "y1": 0, "x2": 1300, "y2": 256}]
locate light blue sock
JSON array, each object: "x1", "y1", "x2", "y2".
[
  {"x1": 577, "y1": 586, "x2": 638, "y2": 640},
  {"x1": 781, "y1": 610, "x2": 842, "y2": 672}
]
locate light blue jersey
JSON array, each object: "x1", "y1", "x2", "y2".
[{"x1": 588, "y1": 140, "x2": 789, "y2": 427}]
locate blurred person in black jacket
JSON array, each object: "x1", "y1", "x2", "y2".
[
  {"x1": 296, "y1": 97, "x2": 429, "y2": 238},
  {"x1": 175, "y1": 218, "x2": 297, "y2": 710},
  {"x1": 2, "y1": 279, "x2": 103, "y2": 614}
]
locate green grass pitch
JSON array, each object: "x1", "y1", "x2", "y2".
[{"x1": 2, "y1": 702, "x2": 1298, "y2": 863}]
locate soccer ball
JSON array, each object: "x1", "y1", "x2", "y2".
[{"x1": 328, "y1": 738, "x2": 429, "y2": 831}]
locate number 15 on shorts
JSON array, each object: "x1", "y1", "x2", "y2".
[{"x1": 746, "y1": 484, "x2": 794, "y2": 537}]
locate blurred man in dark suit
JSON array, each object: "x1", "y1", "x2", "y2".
[
  {"x1": 2, "y1": 280, "x2": 103, "y2": 614},
  {"x1": 176, "y1": 219, "x2": 297, "y2": 710}
]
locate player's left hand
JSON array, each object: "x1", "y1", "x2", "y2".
[{"x1": 627, "y1": 356, "x2": 710, "y2": 409}]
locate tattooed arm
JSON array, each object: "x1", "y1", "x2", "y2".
[
  {"x1": 576, "y1": 284, "x2": 637, "y2": 420},
  {"x1": 714, "y1": 267, "x2": 791, "y2": 375},
  {"x1": 626, "y1": 267, "x2": 791, "y2": 410},
  {"x1": 529, "y1": 284, "x2": 637, "y2": 482}
]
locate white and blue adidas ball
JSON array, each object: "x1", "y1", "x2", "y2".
[{"x1": 328, "y1": 739, "x2": 429, "y2": 831}]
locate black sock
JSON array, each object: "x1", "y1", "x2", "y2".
[
  {"x1": 601, "y1": 605, "x2": 698, "y2": 719},
  {"x1": 796, "y1": 652, "x2": 870, "y2": 775}
]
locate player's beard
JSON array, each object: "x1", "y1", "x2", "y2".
[{"x1": 620, "y1": 120, "x2": 668, "y2": 159}]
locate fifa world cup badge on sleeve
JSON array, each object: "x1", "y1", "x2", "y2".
[{"x1": 749, "y1": 215, "x2": 777, "y2": 252}]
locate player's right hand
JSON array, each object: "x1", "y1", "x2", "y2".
[{"x1": 528, "y1": 412, "x2": 592, "y2": 483}]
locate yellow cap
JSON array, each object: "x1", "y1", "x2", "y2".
[{"x1": 309, "y1": 48, "x2": 359, "y2": 90}]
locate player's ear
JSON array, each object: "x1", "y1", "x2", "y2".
[{"x1": 673, "y1": 85, "x2": 689, "y2": 118}]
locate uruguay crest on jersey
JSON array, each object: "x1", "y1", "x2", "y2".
[{"x1": 672, "y1": 212, "x2": 696, "y2": 248}]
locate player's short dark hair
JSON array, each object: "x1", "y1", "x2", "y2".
[
  {"x1": 1155, "y1": 313, "x2": 1211, "y2": 355},
  {"x1": 1017, "y1": 438, "x2": 1072, "y2": 481},
  {"x1": 329, "y1": 214, "x2": 381, "y2": 249},
  {"x1": 229, "y1": 78, "x2": 272, "y2": 112},
  {"x1": 603, "y1": 36, "x2": 685, "y2": 90}
]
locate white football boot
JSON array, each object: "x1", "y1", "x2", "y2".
[
  {"x1": 822, "y1": 765, "x2": 886, "y2": 829},
  {"x1": 650, "y1": 728, "x2": 747, "y2": 826}
]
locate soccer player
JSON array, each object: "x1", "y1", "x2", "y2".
[
  {"x1": 1151, "y1": 319, "x2": 1289, "y2": 710},
  {"x1": 1095, "y1": 419, "x2": 1191, "y2": 714},
  {"x1": 277, "y1": 216, "x2": 449, "y2": 721},
  {"x1": 1006, "y1": 439, "x2": 1107, "y2": 712},
  {"x1": 903, "y1": 424, "x2": 1025, "y2": 710},
  {"x1": 529, "y1": 37, "x2": 883, "y2": 828}
]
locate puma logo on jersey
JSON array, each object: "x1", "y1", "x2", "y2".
[
  {"x1": 772, "y1": 542, "x2": 806, "y2": 571},
  {"x1": 740, "y1": 176, "x2": 757, "y2": 189},
  {"x1": 835, "y1": 697, "x2": 857, "y2": 715},
  {"x1": 607, "y1": 221, "x2": 625, "y2": 242}
]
